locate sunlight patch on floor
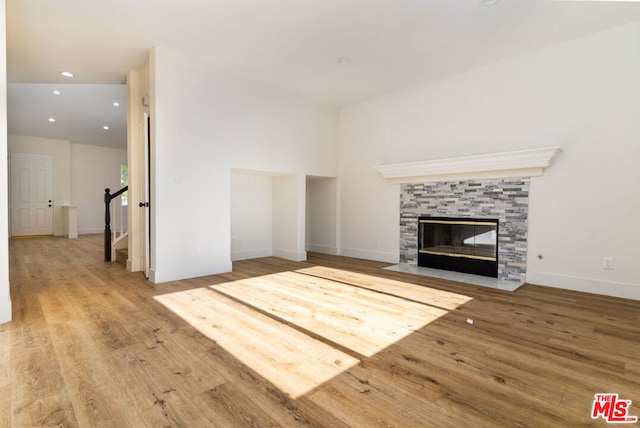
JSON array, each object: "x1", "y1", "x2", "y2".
[
  {"x1": 296, "y1": 266, "x2": 473, "y2": 310},
  {"x1": 211, "y1": 270, "x2": 461, "y2": 356},
  {"x1": 155, "y1": 286, "x2": 360, "y2": 398},
  {"x1": 155, "y1": 267, "x2": 473, "y2": 398}
]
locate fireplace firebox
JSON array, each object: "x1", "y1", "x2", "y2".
[{"x1": 418, "y1": 217, "x2": 498, "y2": 278}]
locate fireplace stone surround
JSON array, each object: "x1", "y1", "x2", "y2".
[
  {"x1": 374, "y1": 147, "x2": 560, "y2": 285},
  {"x1": 400, "y1": 178, "x2": 530, "y2": 283}
]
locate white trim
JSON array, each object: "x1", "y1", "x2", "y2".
[
  {"x1": 374, "y1": 147, "x2": 561, "y2": 184},
  {"x1": 527, "y1": 271, "x2": 640, "y2": 301},
  {"x1": 272, "y1": 248, "x2": 307, "y2": 262},
  {"x1": 150, "y1": 260, "x2": 232, "y2": 284},
  {"x1": 307, "y1": 245, "x2": 340, "y2": 256},
  {"x1": 339, "y1": 247, "x2": 399, "y2": 264},
  {"x1": 78, "y1": 228, "x2": 105, "y2": 235},
  {"x1": 231, "y1": 248, "x2": 273, "y2": 261}
]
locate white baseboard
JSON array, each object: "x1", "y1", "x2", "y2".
[
  {"x1": 339, "y1": 247, "x2": 399, "y2": 264},
  {"x1": 526, "y1": 271, "x2": 640, "y2": 301},
  {"x1": 272, "y1": 248, "x2": 307, "y2": 262},
  {"x1": 231, "y1": 248, "x2": 273, "y2": 261},
  {"x1": 150, "y1": 260, "x2": 232, "y2": 284},
  {"x1": 0, "y1": 298, "x2": 12, "y2": 325},
  {"x1": 78, "y1": 228, "x2": 104, "y2": 235},
  {"x1": 307, "y1": 245, "x2": 340, "y2": 255}
]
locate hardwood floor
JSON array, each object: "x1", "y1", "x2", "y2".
[{"x1": 2, "y1": 234, "x2": 639, "y2": 427}]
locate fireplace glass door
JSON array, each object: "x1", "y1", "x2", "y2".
[{"x1": 418, "y1": 217, "x2": 498, "y2": 277}]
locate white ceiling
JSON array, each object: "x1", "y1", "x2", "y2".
[
  {"x1": 8, "y1": 84, "x2": 128, "y2": 149},
  {"x1": 7, "y1": 0, "x2": 640, "y2": 149}
]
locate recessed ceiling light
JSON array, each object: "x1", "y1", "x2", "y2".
[
  {"x1": 479, "y1": 0, "x2": 501, "y2": 6},
  {"x1": 102, "y1": 126, "x2": 110, "y2": 130},
  {"x1": 336, "y1": 56, "x2": 352, "y2": 66},
  {"x1": 52, "y1": 90, "x2": 61, "y2": 95},
  {"x1": 60, "y1": 71, "x2": 74, "y2": 78},
  {"x1": 48, "y1": 117, "x2": 56, "y2": 123},
  {"x1": 112, "y1": 102, "x2": 120, "y2": 107}
]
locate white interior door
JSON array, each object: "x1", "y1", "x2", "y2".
[{"x1": 10, "y1": 152, "x2": 54, "y2": 237}]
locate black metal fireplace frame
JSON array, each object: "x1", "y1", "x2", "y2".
[{"x1": 417, "y1": 216, "x2": 499, "y2": 278}]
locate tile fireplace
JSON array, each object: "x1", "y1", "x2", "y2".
[
  {"x1": 400, "y1": 178, "x2": 529, "y2": 283},
  {"x1": 375, "y1": 147, "x2": 560, "y2": 285}
]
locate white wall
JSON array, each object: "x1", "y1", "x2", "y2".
[
  {"x1": 339, "y1": 22, "x2": 640, "y2": 299},
  {"x1": 0, "y1": 0, "x2": 11, "y2": 324},
  {"x1": 150, "y1": 48, "x2": 338, "y2": 282},
  {"x1": 8, "y1": 135, "x2": 71, "y2": 236},
  {"x1": 70, "y1": 143, "x2": 127, "y2": 234},
  {"x1": 307, "y1": 177, "x2": 339, "y2": 255},
  {"x1": 231, "y1": 171, "x2": 338, "y2": 262},
  {"x1": 230, "y1": 171, "x2": 273, "y2": 261}
]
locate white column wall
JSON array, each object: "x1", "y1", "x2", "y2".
[
  {"x1": 272, "y1": 174, "x2": 306, "y2": 261},
  {"x1": 0, "y1": 0, "x2": 11, "y2": 324}
]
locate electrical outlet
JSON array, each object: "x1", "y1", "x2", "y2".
[{"x1": 602, "y1": 257, "x2": 614, "y2": 270}]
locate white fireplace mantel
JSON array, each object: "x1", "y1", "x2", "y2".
[{"x1": 374, "y1": 147, "x2": 561, "y2": 184}]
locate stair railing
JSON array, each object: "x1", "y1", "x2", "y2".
[{"x1": 104, "y1": 186, "x2": 128, "y2": 261}]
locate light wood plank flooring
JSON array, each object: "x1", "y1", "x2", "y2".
[{"x1": 2, "y1": 234, "x2": 639, "y2": 427}]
